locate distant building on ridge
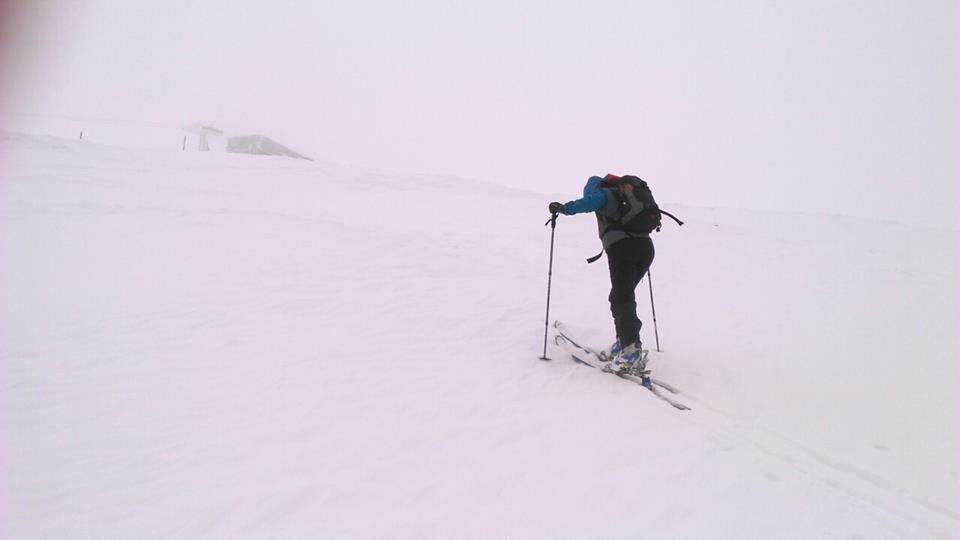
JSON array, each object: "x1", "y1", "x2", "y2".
[{"x1": 226, "y1": 134, "x2": 312, "y2": 161}]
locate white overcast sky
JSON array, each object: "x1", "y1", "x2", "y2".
[{"x1": 1, "y1": 0, "x2": 957, "y2": 227}]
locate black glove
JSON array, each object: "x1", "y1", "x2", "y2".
[{"x1": 548, "y1": 202, "x2": 564, "y2": 215}]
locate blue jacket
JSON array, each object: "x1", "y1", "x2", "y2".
[{"x1": 561, "y1": 176, "x2": 608, "y2": 215}]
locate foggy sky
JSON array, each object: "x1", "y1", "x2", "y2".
[{"x1": 2, "y1": 0, "x2": 957, "y2": 227}]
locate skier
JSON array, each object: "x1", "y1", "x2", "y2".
[{"x1": 548, "y1": 174, "x2": 655, "y2": 374}]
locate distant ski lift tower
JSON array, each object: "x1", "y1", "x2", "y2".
[{"x1": 184, "y1": 122, "x2": 224, "y2": 151}]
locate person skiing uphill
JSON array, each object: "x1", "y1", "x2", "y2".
[{"x1": 548, "y1": 174, "x2": 656, "y2": 374}]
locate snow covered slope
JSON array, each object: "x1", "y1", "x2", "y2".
[{"x1": 1, "y1": 132, "x2": 957, "y2": 538}]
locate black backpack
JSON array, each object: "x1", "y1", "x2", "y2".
[
  {"x1": 601, "y1": 175, "x2": 663, "y2": 235},
  {"x1": 586, "y1": 175, "x2": 683, "y2": 263}
]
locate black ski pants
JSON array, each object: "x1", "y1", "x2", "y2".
[{"x1": 606, "y1": 236, "x2": 655, "y2": 348}]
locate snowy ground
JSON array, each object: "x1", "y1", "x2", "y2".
[{"x1": 1, "y1": 131, "x2": 957, "y2": 538}]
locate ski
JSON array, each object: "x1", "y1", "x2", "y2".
[
  {"x1": 553, "y1": 321, "x2": 684, "y2": 396},
  {"x1": 553, "y1": 324, "x2": 690, "y2": 411},
  {"x1": 554, "y1": 334, "x2": 690, "y2": 411}
]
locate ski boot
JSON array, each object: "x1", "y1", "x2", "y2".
[
  {"x1": 598, "y1": 341, "x2": 622, "y2": 362},
  {"x1": 604, "y1": 342, "x2": 646, "y2": 375}
]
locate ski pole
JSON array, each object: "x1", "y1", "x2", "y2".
[
  {"x1": 539, "y1": 212, "x2": 559, "y2": 360},
  {"x1": 647, "y1": 270, "x2": 661, "y2": 352}
]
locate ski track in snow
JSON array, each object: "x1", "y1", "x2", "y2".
[
  {"x1": 557, "y1": 322, "x2": 957, "y2": 533},
  {"x1": 671, "y1": 384, "x2": 958, "y2": 536},
  {"x1": 553, "y1": 329, "x2": 958, "y2": 539},
  {"x1": 1, "y1": 130, "x2": 957, "y2": 539}
]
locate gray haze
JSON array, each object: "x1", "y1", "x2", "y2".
[{"x1": 2, "y1": 0, "x2": 957, "y2": 227}]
